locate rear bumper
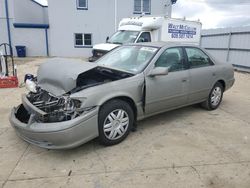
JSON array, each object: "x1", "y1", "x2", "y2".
[{"x1": 9, "y1": 105, "x2": 99, "y2": 149}]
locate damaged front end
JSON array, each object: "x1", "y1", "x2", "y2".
[
  {"x1": 11, "y1": 91, "x2": 99, "y2": 149},
  {"x1": 9, "y1": 59, "x2": 134, "y2": 148},
  {"x1": 10, "y1": 83, "x2": 99, "y2": 149},
  {"x1": 16, "y1": 59, "x2": 133, "y2": 124},
  {"x1": 22, "y1": 88, "x2": 84, "y2": 123}
]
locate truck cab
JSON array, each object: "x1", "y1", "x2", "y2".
[
  {"x1": 89, "y1": 30, "x2": 152, "y2": 62},
  {"x1": 108, "y1": 30, "x2": 152, "y2": 44}
]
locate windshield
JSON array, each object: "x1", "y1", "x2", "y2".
[
  {"x1": 97, "y1": 46, "x2": 158, "y2": 74},
  {"x1": 108, "y1": 31, "x2": 140, "y2": 44}
]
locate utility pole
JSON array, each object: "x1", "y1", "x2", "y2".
[
  {"x1": 165, "y1": 0, "x2": 177, "y2": 17},
  {"x1": 164, "y1": 0, "x2": 172, "y2": 17},
  {"x1": 5, "y1": 0, "x2": 13, "y2": 56},
  {"x1": 114, "y1": 0, "x2": 117, "y2": 32}
]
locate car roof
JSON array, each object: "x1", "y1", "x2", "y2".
[{"x1": 126, "y1": 41, "x2": 200, "y2": 48}]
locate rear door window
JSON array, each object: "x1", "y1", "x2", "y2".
[{"x1": 185, "y1": 47, "x2": 213, "y2": 68}]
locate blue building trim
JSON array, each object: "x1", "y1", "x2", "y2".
[
  {"x1": 45, "y1": 29, "x2": 49, "y2": 56},
  {"x1": 13, "y1": 23, "x2": 49, "y2": 29},
  {"x1": 30, "y1": 0, "x2": 48, "y2": 8},
  {"x1": 13, "y1": 23, "x2": 50, "y2": 56},
  {"x1": 5, "y1": 0, "x2": 13, "y2": 56}
]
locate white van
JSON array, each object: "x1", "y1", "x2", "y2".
[{"x1": 89, "y1": 16, "x2": 202, "y2": 62}]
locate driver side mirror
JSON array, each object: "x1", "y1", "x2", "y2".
[
  {"x1": 106, "y1": 36, "x2": 109, "y2": 43},
  {"x1": 149, "y1": 67, "x2": 169, "y2": 77}
]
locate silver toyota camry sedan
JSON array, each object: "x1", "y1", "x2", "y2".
[{"x1": 10, "y1": 42, "x2": 235, "y2": 149}]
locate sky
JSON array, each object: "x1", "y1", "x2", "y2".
[
  {"x1": 172, "y1": 0, "x2": 250, "y2": 29},
  {"x1": 36, "y1": 0, "x2": 250, "y2": 29}
]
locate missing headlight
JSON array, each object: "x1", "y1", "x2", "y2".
[{"x1": 26, "y1": 90, "x2": 84, "y2": 123}]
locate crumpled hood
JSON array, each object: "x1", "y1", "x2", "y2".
[{"x1": 37, "y1": 58, "x2": 97, "y2": 96}]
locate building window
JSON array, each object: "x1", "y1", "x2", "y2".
[
  {"x1": 134, "y1": 0, "x2": 151, "y2": 14},
  {"x1": 74, "y1": 33, "x2": 92, "y2": 47},
  {"x1": 77, "y1": 0, "x2": 88, "y2": 10},
  {"x1": 84, "y1": 34, "x2": 92, "y2": 46},
  {"x1": 75, "y1": 34, "x2": 83, "y2": 46}
]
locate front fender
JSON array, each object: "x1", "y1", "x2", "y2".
[{"x1": 70, "y1": 74, "x2": 145, "y2": 112}]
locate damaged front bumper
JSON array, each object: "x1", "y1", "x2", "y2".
[{"x1": 9, "y1": 102, "x2": 99, "y2": 149}]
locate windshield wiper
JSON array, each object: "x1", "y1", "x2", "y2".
[{"x1": 112, "y1": 42, "x2": 123, "y2": 45}]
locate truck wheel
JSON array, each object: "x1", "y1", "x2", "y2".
[
  {"x1": 98, "y1": 99, "x2": 134, "y2": 146},
  {"x1": 201, "y1": 82, "x2": 224, "y2": 110}
]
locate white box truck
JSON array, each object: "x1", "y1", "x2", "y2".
[{"x1": 89, "y1": 16, "x2": 202, "y2": 62}]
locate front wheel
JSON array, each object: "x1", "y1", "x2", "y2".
[
  {"x1": 201, "y1": 82, "x2": 224, "y2": 110},
  {"x1": 98, "y1": 99, "x2": 134, "y2": 146}
]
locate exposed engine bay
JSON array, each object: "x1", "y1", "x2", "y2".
[
  {"x1": 18, "y1": 66, "x2": 133, "y2": 123},
  {"x1": 71, "y1": 67, "x2": 133, "y2": 93},
  {"x1": 26, "y1": 89, "x2": 82, "y2": 123}
]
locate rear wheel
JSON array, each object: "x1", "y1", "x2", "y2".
[
  {"x1": 98, "y1": 99, "x2": 134, "y2": 146},
  {"x1": 201, "y1": 82, "x2": 224, "y2": 110}
]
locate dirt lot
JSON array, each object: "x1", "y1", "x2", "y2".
[{"x1": 0, "y1": 58, "x2": 250, "y2": 188}]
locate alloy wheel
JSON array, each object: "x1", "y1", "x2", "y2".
[
  {"x1": 211, "y1": 86, "x2": 222, "y2": 106},
  {"x1": 103, "y1": 109, "x2": 129, "y2": 140}
]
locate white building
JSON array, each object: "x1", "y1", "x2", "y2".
[
  {"x1": 48, "y1": 0, "x2": 174, "y2": 57},
  {"x1": 0, "y1": 0, "x2": 49, "y2": 56},
  {"x1": 1, "y1": 0, "x2": 174, "y2": 57}
]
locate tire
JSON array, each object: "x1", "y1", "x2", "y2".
[
  {"x1": 201, "y1": 82, "x2": 224, "y2": 110},
  {"x1": 98, "y1": 99, "x2": 134, "y2": 146}
]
